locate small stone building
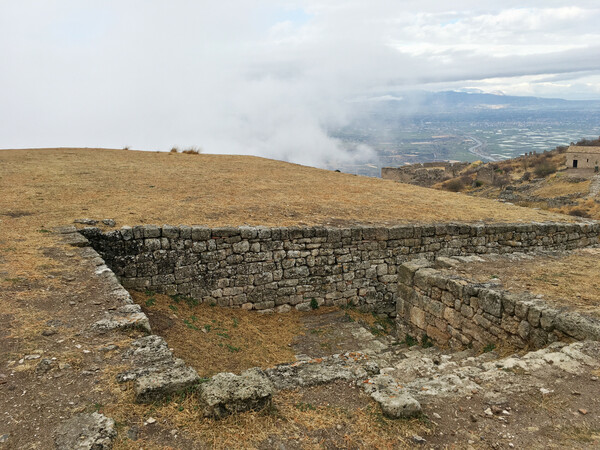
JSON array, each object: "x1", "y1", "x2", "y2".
[{"x1": 566, "y1": 145, "x2": 600, "y2": 170}]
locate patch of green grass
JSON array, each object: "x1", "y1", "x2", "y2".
[
  {"x1": 344, "y1": 312, "x2": 355, "y2": 322},
  {"x1": 403, "y1": 334, "x2": 418, "y2": 347},
  {"x1": 204, "y1": 324, "x2": 212, "y2": 332},
  {"x1": 169, "y1": 293, "x2": 199, "y2": 307},
  {"x1": 92, "y1": 402, "x2": 103, "y2": 413},
  {"x1": 421, "y1": 334, "x2": 434, "y2": 348},
  {"x1": 309, "y1": 328, "x2": 324, "y2": 335},
  {"x1": 183, "y1": 319, "x2": 200, "y2": 331},
  {"x1": 232, "y1": 318, "x2": 239, "y2": 328},
  {"x1": 370, "y1": 314, "x2": 394, "y2": 336},
  {"x1": 3, "y1": 277, "x2": 25, "y2": 284},
  {"x1": 217, "y1": 332, "x2": 230, "y2": 339},
  {"x1": 310, "y1": 298, "x2": 319, "y2": 310},
  {"x1": 295, "y1": 402, "x2": 316, "y2": 412},
  {"x1": 226, "y1": 344, "x2": 241, "y2": 353},
  {"x1": 37, "y1": 228, "x2": 50, "y2": 233},
  {"x1": 145, "y1": 297, "x2": 156, "y2": 307},
  {"x1": 483, "y1": 343, "x2": 496, "y2": 353},
  {"x1": 168, "y1": 304, "x2": 178, "y2": 312}
]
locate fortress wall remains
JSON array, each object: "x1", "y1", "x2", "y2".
[
  {"x1": 80, "y1": 222, "x2": 599, "y2": 317},
  {"x1": 396, "y1": 260, "x2": 600, "y2": 350}
]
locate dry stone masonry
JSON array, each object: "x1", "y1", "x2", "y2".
[
  {"x1": 396, "y1": 258, "x2": 600, "y2": 350},
  {"x1": 81, "y1": 222, "x2": 600, "y2": 317}
]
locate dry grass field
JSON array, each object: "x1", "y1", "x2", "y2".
[
  {"x1": 455, "y1": 248, "x2": 600, "y2": 317},
  {"x1": 0, "y1": 147, "x2": 570, "y2": 281}
]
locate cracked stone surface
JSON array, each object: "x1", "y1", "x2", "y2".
[
  {"x1": 198, "y1": 368, "x2": 274, "y2": 419},
  {"x1": 265, "y1": 352, "x2": 380, "y2": 391},
  {"x1": 117, "y1": 335, "x2": 200, "y2": 403},
  {"x1": 54, "y1": 412, "x2": 116, "y2": 450},
  {"x1": 363, "y1": 374, "x2": 422, "y2": 418}
]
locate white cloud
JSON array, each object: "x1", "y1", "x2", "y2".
[{"x1": 1, "y1": 1, "x2": 599, "y2": 165}]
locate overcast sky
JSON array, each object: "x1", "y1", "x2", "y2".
[{"x1": 1, "y1": 1, "x2": 599, "y2": 165}]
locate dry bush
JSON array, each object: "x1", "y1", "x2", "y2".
[
  {"x1": 170, "y1": 147, "x2": 179, "y2": 153},
  {"x1": 182, "y1": 147, "x2": 202, "y2": 155},
  {"x1": 521, "y1": 171, "x2": 532, "y2": 182},
  {"x1": 444, "y1": 178, "x2": 465, "y2": 192},
  {"x1": 534, "y1": 161, "x2": 557, "y2": 178},
  {"x1": 492, "y1": 174, "x2": 511, "y2": 189},
  {"x1": 568, "y1": 208, "x2": 591, "y2": 218}
]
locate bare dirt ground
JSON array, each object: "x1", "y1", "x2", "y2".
[
  {"x1": 450, "y1": 249, "x2": 600, "y2": 318},
  {"x1": 0, "y1": 148, "x2": 594, "y2": 449}
]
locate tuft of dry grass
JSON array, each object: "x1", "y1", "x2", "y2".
[{"x1": 105, "y1": 384, "x2": 432, "y2": 449}]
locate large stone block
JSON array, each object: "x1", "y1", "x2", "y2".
[{"x1": 199, "y1": 368, "x2": 274, "y2": 419}]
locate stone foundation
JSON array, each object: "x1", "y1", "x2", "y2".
[{"x1": 396, "y1": 259, "x2": 600, "y2": 350}]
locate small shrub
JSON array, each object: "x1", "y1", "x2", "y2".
[
  {"x1": 421, "y1": 334, "x2": 434, "y2": 348},
  {"x1": 534, "y1": 162, "x2": 557, "y2": 177},
  {"x1": 492, "y1": 174, "x2": 511, "y2": 189},
  {"x1": 521, "y1": 171, "x2": 531, "y2": 182},
  {"x1": 182, "y1": 147, "x2": 201, "y2": 155},
  {"x1": 170, "y1": 147, "x2": 178, "y2": 153},
  {"x1": 404, "y1": 334, "x2": 418, "y2": 347},
  {"x1": 122, "y1": 146, "x2": 130, "y2": 151},
  {"x1": 295, "y1": 402, "x2": 316, "y2": 411},
  {"x1": 310, "y1": 298, "x2": 319, "y2": 310},
  {"x1": 483, "y1": 343, "x2": 496, "y2": 353},
  {"x1": 474, "y1": 180, "x2": 484, "y2": 187},
  {"x1": 569, "y1": 208, "x2": 591, "y2": 218},
  {"x1": 444, "y1": 178, "x2": 465, "y2": 192}
]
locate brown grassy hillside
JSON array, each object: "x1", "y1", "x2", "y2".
[{"x1": 0, "y1": 147, "x2": 571, "y2": 278}]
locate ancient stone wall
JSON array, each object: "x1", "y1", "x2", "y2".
[
  {"x1": 80, "y1": 222, "x2": 599, "y2": 317},
  {"x1": 396, "y1": 260, "x2": 600, "y2": 350},
  {"x1": 381, "y1": 162, "x2": 469, "y2": 187}
]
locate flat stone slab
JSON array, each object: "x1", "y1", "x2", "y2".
[
  {"x1": 54, "y1": 412, "x2": 116, "y2": 450},
  {"x1": 92, "y1": 304, "x2": 151, "y2": 334},
  {"x1": 117, "y1": 335, "x2": 200, "y2": 403},
  {"x1": 363, "y1": 374, "x2": 422, "y2": 419},
  {"x1": 199, "y1": 368, "x2": 274, "y2": 419},
  {"x1": 60, "y1": 232, "x2": 90, "y2": 247},
  {"x1": 265, "y1": 352, "x2": 380, "y2": 391},
  {"x1": 135, "y1": 362, "x2": 200, "y2": 403}
]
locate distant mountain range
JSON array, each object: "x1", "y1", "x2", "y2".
[{"x1": 354, "y1": 90, "x2": 600, "y2": 115}]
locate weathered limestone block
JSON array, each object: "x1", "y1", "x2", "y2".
[
  {"x1": 135, "y1": 362, "x2": 200, "y2": 403},
  {"x1": 410, "y1": 306, "x2": 427, "y2": 330},
  {"x1": 199, "y1": 368, "x2": 274, "y2": 419},
  {"x1": 363, "y1": 374, "x2": 421, "y2": 419},
  {"x1": 55, "y1": 413, "x2": 116, "y2": 450},
  {"x1": 478, "y1": 289, "x2": 503, "y2": 318}
]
